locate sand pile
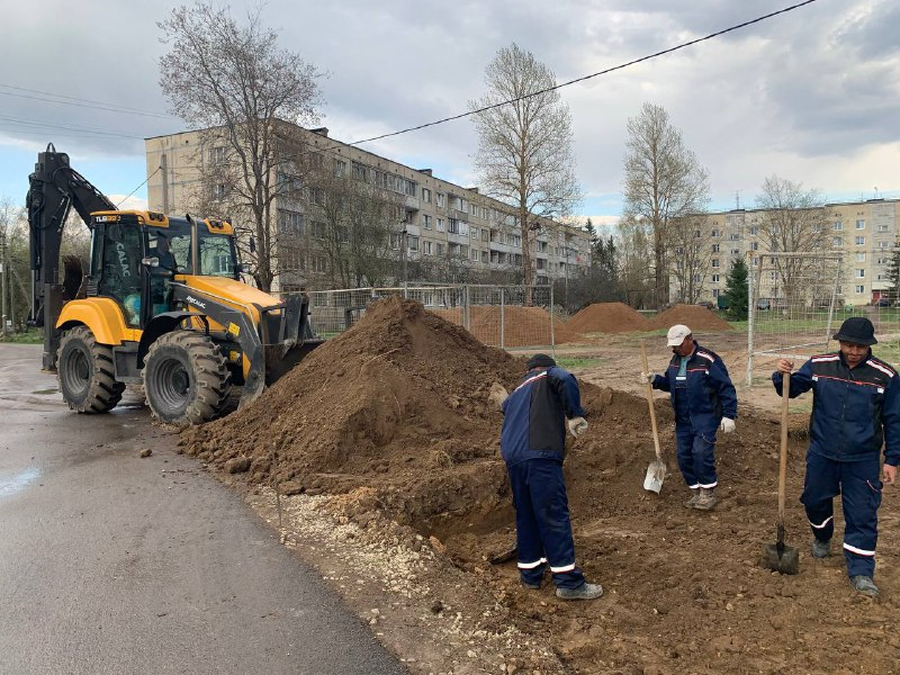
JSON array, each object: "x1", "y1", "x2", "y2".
[
  {"x1": 649, "y1": 303, "x2": 732, "y2": 331},
  {"x1": 565, "y1": 302, "x2": 649, "y2": 334},
  {"x1": 429, "y1": 305, "x2": 580, "y2": 347}
]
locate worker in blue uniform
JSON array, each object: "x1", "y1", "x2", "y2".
[
  {"x1": 640, "y1": 324, "x2": 738, "y2": 510},
  {"x1": 500, "y1": 354, "x2": 602, "y2": 601},
  {"x1": 773, "y1": 316, "x2": 899, "y2": 597}
]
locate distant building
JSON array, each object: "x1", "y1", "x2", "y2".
[
  {"x1": 144, "y1": 124, "x2": 591, "y2": 291},
  {"x1": 682, "y1": 199, "x2": 899, "y2": 307}
]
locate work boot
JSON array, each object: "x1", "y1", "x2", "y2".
[
  {"x1": 693, "y1": 487, "x2": 718, "y2": 511},
  {"x1": 521, "y1": 580, "x2": 542, "y2": 590},
  {"x1": 850, "y1": 575, "x2": 879, "y2": 597},
  {"x1": 556, "y1": 582, "x2": 603, "y2": 601},
  {"x1": 684, "y1": 489, "x2": 700, "y2": 509},
  {"x1": 811, "y1": 538, "x2": 831, "y2": 559}
]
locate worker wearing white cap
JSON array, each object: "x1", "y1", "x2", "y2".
[{"x1": 639, "y1": 325, "x2": 738, "y2": 510}]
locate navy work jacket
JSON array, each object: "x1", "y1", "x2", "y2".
[
  {"x1": 773, "y1": 350, "x2": 900, "y2": 465},
  {"x1": 651, "y1": 341, "x2": 737, "y2": 435},
  {"x1": 500, "y1": 366, "x2": 585, "y2": 467}
]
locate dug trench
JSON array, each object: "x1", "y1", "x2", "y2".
[{"x1": 179, "y1": 297, "x2": 900, "y2": 675}]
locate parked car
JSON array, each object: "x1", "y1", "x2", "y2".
[
  {"x1": 875, "y1": 297, "x2": 892, "y2": 307},
  {"x1": 757, "y1": 299, "x2": 771, "y2": 311}
]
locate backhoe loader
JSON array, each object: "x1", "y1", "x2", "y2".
[{"x1": 27, "y1": 144, "x2": 321, "y2": 425}]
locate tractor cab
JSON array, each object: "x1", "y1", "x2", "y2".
[{"x1": 88, "y1": 211, "x2": 240, "y2": 328}]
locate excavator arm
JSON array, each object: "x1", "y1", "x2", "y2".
[{"x1": 26, "y1": 144, "x2": 115, "y2": 370}]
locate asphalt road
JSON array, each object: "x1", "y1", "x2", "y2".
[{"x1": 0, "y1": 343, "x2": 406, "y2": 675}]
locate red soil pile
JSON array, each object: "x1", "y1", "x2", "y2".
[
  {"x1": 565, "y1": 302, "x2": 650, "y2": 334},
  {"x1": 429, "y1": 305, "x2": 580, "y2": 347},
  {"x1": 648, "y1": 303, "x2": 733, "y2": 332}
]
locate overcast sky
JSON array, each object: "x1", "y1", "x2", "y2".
[{"x1": 1, "y1": 0, "x2": 898, "y2": 227}]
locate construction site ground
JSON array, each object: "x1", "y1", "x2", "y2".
[{"x1": 179, "y1": 298, "x2": 900, "y2": 675}]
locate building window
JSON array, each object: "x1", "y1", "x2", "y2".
[
  {"x1": 311, "y1": 221, "x2": 327, "y2": 239},
  {"x1": 711, "y1": 229, "x2": 720, "y2": 238},
  {"x1": 422, "y1": 187, "x2": 431, "y2": 203},
  {"x1": 711, "y1": 259, "x2": 720, "y2": 268},
  {"x1": 856, "y1": 219, "x2": 866, "y2": 230},
  {"x1": 208, "y1": 146, "x2": 227, "y2": 165},
  {"x1": 407, "y1": 235, "x2": 419, "y2": 252},
  {"x1": 832, "y1": 237, "x2": 843, "y2": 247},
  {"x1": 856, "y1": 252, "x2": 866, "y2": 262},
  {"x1": 855, "y1": 269, "x2": 865, "y2": 279},
  {"x1": 436, "y1": 193, "x2": 445, "y2": 207},
  {"x1": 333, "y1": 159, "x2": 346, "y2": 177},
  {"x1": 351, "y1": 161, "x2": 368, "y2": 181},
  {"x1": 712, "y1": 244, "x2": 720, "y2": 252},
  {"x1": 448, "y1": 218, "x2": 459, "y2": 234},
  {"x1": 471, "y1": 248, "x2": 479, "y2": 262},
  {"x1": 277, "y1": 209, "x2": 304, "y2": 235},
  {"x1": 834, "y1": 221, "x2": 843, "y2": 231},
  {"x1": 423, "y1": 241, "x2": 432, "y2": 255},
  {"x1": 855, "y1": 236, "x2": 865, "y2": 246},
  {"x1": 712, "y1": 274, "x2": 720, "y2": 283},
  {"x1": 856, "y1": 285, "x2": 865, "y2": 294},
  {"x1": 713, "y1": 289, "x2": 720, "y2": 297},
  {"x1": 751, "y1": 242, "x2": 759, "y2": 251},
  {"x1": 423, "y1": 214, "x2": 432, "y2": 230},
  {"x1": 436, "y1": 243, "x2": 445, "y2": 256},
  {"x1": 749, "y1": 226, "x2": 758, "y2": 236},
  {"x1": 211, "y1": 183, "x2": 227, "y2": 200},
  {"x1": 436, "y1": 218, "x2": 445, "y2": 232}
]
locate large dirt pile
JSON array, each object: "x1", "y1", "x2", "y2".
[
  {"x1": 565, "y1": 302, "x2": 649, "y2": 334},
  {"x1": 429, "y1": 305, "x2": 580, "y2": 347},
  {"x1": 649, "y1": 303, "x2": 733, "y2": 331},
  {"x1": 181, "y1": 297, "x2": 899, "y2": 675}
]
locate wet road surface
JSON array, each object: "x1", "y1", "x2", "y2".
[{"x1": 0, "y1": 344, "x2": 406, "y2": 675}]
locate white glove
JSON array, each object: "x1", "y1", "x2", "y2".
[
  {"x1": 638, "y1": 372, "x2": 653, "y2": 385},
  {"x1": 568, "y1": 416, "x2": 588, "y2": 438},
  {"x1": 720, "y1": 417, "x2": 736, "y2": 434}
]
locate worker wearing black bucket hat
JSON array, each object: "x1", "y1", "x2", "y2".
[{"x1": 773, "y1": 316, "x2": 900, "y2": 597}]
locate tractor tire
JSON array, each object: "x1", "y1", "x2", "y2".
[
  {"x1": 143, "y1": 331, "x2": 232, "y2": 425},
  {"x1": 58, "y1": 325, "x2": 125, "y2": 413}
]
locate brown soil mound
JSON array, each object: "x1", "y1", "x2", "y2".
[
  {"x1": 649, "y1": 303, "x2": 733, "y2": 331},
  {"x1": 565, "y1": 302, "x2": 649, "y2": 334},
  {"x1": 181, "y1": 296, "x2": 899, "y2": 675},
  {"x1": 429, "y1": 305, "x2": 580, "y2": 347}
]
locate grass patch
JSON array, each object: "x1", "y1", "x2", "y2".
[
  {"x1": 556, "y1": 357, "x2": 606, "y2": 370},
  {"x1": 0, "y1": 329, "x2": 42, "y2": 344}
]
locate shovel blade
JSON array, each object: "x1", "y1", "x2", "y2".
[
  {"x1": 762, "y1": 542, "x2": 800, "y2": 575},
  {"x1": 643, "y1": 459, "x2": 668, "y2": 494}
]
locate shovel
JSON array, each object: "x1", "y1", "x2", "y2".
[
  {"x1": 640, "y1": 342, "x2": 668, "y2": 493},
  {"x1": 762, "y1": 372, "x2": 800, "y2": 575}
]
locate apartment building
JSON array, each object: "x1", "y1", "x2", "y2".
[
  {"x1": 144, "y1": 124, "x2": 591, "y2": 291},
  {"x1": 693, "y1": 198, "x2": 900, "y2": 307}
]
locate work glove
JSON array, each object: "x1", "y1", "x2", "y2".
[
  {"x1": 720, "y1": 417, "x2": 736, "y2": 434},
  {"x1": 568, "y1": 416, "x2": 588, "y2": 438},
  {"x1": 637, "y1": 372, "x2": 653, "y2": 385},
  {"x1": 488, "y1": 382, "x2": 508, "y2": 411}
]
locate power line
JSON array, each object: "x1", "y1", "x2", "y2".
[
  {"x1": 116, "y1": 166, "x2": 161, "y2": 207},
  {"x1": 349, "y1": 0, "x2": 821, "y2": 146},
  {"x1": 0, "y1": 84, "x2": 176, "y2": 120},
  {"x1": 0, "y1": 114, "x2": 143, "y2": 140}
]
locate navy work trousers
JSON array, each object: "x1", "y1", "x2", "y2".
[
  {"x1": 507, "y1": 458, "x2": 585, "y2": 590},
  {"x1": 675, "y1": 426, "x2": 718, "y2": 489},
  {"x1": 802, "y1": 452, "x2": 882, "y2": 578}
]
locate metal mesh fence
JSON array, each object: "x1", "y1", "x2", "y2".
[
  {"x1": 305, "y1": 285, "x2": 559, "y2": 350},
  {"x1": 747, "y1": 252, "x2": 900, "y2": 385}
]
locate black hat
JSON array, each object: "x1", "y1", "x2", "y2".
[
  {"x1": 526, "y1": 353, "x2": 556, "y2": 370},
  {"x1": 833, "y1": 316, "x2": 877, "y2": 346}
]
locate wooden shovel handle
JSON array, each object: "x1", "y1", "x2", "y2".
[
  {"x1": 640, "y1": 342, "x2": 663, "y2": 462},
  {"x1": 778, "y1": 372, "x2": 791, "y2": 524}
]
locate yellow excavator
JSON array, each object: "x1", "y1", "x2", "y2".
[{"x1": 27, "y1": 144, "x2": 321, "y2": 425}]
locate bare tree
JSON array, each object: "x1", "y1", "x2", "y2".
[
  {"x1": 298, "y1": 162, "x2": 403, "y2": 288},
  {"x1": 754, "y1": 175, "x2": 827, "y2": 310},
  {"x1": 623, "y1": 103, "x2": 710, "y2": 308},
  {"x1": 615, "y1": 214, "x2": 655, "y2": 309},
  {"x1": 470, "y1": 43, "x2": 581, "y2": 301},
  {"x1": 157, "y1": 3, "x2": 322, "y2": 292},
  {"x1": 669, "y1": 213, "x2": 712, "y2": 303}
]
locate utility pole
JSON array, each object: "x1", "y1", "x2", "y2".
[
  {"x1": 400, "y1": 224, "x2": 408, "y2": 298},
  {"x1": 0, "y1": 227, "x2": 6, "y2": 336}
]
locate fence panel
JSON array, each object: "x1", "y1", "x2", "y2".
[{"x1": 306, "y1": 285, "x2": 558, "y2": 350}]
